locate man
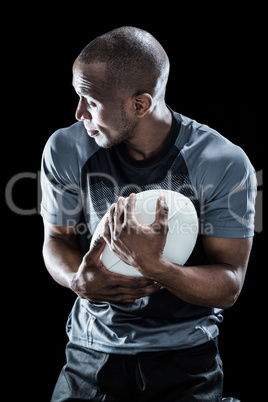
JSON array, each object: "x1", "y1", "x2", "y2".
[{"x1": 41, "y1": 26, "x2": 256, "y2": 401}]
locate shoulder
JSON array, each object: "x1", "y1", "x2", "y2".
[
  {"x1": 172, "y1": 113, "x2": 257, "y2": 237},
  {"x1": 42, "y1": 121, "x2": 100, "y2": 174},
  {"x1": 44, "y1": 121, "x2": 98, "y2": 161},
  {"x1": 176, "y1": 113, "x2": 255, "y2": 185}
]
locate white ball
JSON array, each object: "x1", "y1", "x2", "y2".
[{"x1": 90, "y1": 189, "x2": 198, "y2": 277}]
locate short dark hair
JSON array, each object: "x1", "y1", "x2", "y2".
[{"x1": 78, "y1": 26, "x2": 169, "y2": 98}]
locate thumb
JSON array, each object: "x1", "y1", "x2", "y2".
[
  {"x1": 153, "y1": 196, "x2": 169, "y2": 231},
  {"x1": 85, "y1": 235, "x2": 106, "y2": 262}
]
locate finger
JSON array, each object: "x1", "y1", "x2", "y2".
[
  {"x1": 153, "y1": 196, "x2": 169, "y2": 232},
  {"x1": 114, "y1": 197, "x2": 125, "y2": 237},
  {"x1": 115, "y1": 282, "x2": 162, "y2": 301},
  {"x1": 140, "y1": 282, "x2": 163, "y2": 297},
  {"x1": 124, "y1": 193, "x2": 138, "y2": 226},
  {"x1": 108, "y1": 203, "x2": 116, "y2": 232},
  {"x1": 86, "y1": 235, "x2": 106, "y2": 261},
  {"x1": 103, "y1": 215, "x2": 111, "y2": 243},
  {"x1": 108, "y1": 272, "x2": 155, "y2": 289}
]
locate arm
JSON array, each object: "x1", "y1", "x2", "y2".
[
  {"x1": 103, "y1": 194, "x2": 253, "y2": 309},
  {"x1": 42, "y1": 220, "x2": 161, "y2": 303},
  {"x1": 147, "y1": 236, "x2": 252, "y2": 309},
  {"x1": 43, "y1": 221, "x2": 83, "y2": 288}
]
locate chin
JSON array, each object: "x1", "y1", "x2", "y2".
[
  {"x1": 94, "y1": 133, "x2": 114, "y2": 148},
  {"x1": 94, "y1": 133, "x2": 123, "y2": 148},
  {"x1": 94, "y1": 128, "x2": 134, "y2": 148}
]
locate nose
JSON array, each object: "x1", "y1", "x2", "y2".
[{"x1": 75, "y1": 97, "x2": 92, "y2": 121}]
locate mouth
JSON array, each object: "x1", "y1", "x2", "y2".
[{"x1": 86, "y1": 129, "x2": 100, "y2": 138}]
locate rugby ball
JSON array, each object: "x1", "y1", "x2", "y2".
[{"x1": 90, "y1": 189, "x2": 198, "y2": 277}]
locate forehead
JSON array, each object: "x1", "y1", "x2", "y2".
[{"x1": 72, "y1": 61, "x2": 109, "y2": 97}]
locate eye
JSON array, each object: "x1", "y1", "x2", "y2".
[{"x1": 85, "y1": 97, "x2": 97, "y2": 108}]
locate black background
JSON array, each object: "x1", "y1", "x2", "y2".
[{"x1": 5, "y1": 5, "x2": 265, "y2": 401}]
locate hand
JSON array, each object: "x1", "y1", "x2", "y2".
[
  {"x1": 70, "y1": 234, "x2": 162, "y2": 303},
  {"x1": 103, "y1": 193, "x2": 169, "y2": 278}
]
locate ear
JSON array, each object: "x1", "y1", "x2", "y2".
[{"x1": 132, "y1": 93, "x2": 153, "y2": 117}]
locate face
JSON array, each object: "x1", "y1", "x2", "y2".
[{"x1": 72, "y1": 61, "x2": 137, "y2": 148}]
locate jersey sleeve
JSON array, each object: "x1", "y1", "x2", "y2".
[
  {"x1": 186, "y1": 134, "x2": 257, "y2": 238},
  {"x1": 40, "y1": 128, "x2": 83, "y2": 226}
]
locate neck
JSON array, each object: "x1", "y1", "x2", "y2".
[{"x1": 123, "y1": 105, "x2": 172, "y2": 160}]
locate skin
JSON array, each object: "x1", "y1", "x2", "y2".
[
  {"x1": 72, "y1": 61, "x2": 172, "y2": 158},
  {"x1": 43, "y1": 61, "x2": 253, "y2": 308},
  {"x1": 103, "y1": 195, "x2": 252, "y2": 309}
]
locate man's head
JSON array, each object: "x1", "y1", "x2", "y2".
[{"x1": 72, "y1": 26, "x2": 170, "y2": 148}]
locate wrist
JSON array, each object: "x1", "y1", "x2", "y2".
[
  {"x1": 68, "y1": 271, "x2": 78, "y2": 291},
  {"x1": 139, "y1": 254, "x2": 171, "y2": 281}
]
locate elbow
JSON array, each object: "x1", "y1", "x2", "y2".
[
  {"x1": 219, "y1": 290, "x2": 240, "y2": 310},
  {"x1": 216, "y1": 273, "x2": 243, "y2": 310},
  {"x1": 42, "y1": 240, "x2": 51, "y2": 269}
]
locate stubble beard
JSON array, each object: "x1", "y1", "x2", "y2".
[{"x1": 94, "y1": 105, "x2": 137, "y2": 149}]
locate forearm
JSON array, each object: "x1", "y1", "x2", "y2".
[
  {"x1": 103, "y1": 196, "x2": 251, "y2": 309},
  {"x1": 150, "y1": 258, "x2": 241, "y2": 309},
  {"x1": 43, "y1": 236, "x2": 83, "y2": 289}
]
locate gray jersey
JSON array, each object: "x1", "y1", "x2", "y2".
[{"x1": 41, "y1": 109, "x2": 256, "y2": 353}]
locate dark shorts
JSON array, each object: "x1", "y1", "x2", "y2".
[{"x1": 51, "y1": 339, "x2": 223, "y2": 401}]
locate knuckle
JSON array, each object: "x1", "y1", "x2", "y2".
[
  {"x1": 92, "y1": 235, "x2": 103, "y2": 248},
  {"x1": 110, "y1": 240, "x2": 116, "y2": 252},
  {"x1": 108, "y1": 276, "x2": 117, "y2": 288},
  {"x1": 163, "y1": 221, "x2": 169, "y2": 232},
  {"x1": 131, "y1": 288, "x2": 143, "y2": 300},
  {"x1": 83, "y1": 253, "x2": 93, "y2": 265},
  {"x1": 113, "y1": 294, "x2": 123, "y2": 303},
  {"x1": 121, "y1": 222, "x2": 131, "y2": 234},
  {"x1": 125, "y1": 198, "x2": 134, "y2": 211},
  {"x1": 163, "y1": 207, "x2": 169, "y2": 217},
  {"x1": 135, "y1": 288, "x2": 144, "y2": 299},
  {"x1": 161, "y1": 222, "x2": 169, "y2": 236},
  {"x1": 162, "y1": 203, "x2": 169, "y2": 213},
  {"x1": 152, "y1": 221, "x2": 169, "y2": 234}
]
